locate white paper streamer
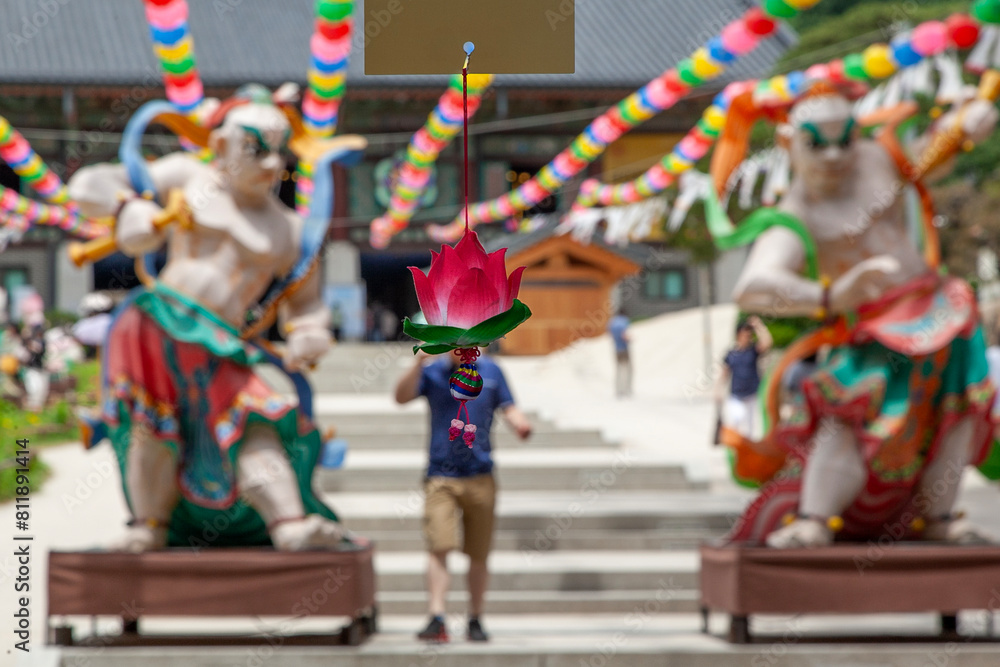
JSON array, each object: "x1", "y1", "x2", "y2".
[
  {"x1": 737, "y1": 156, "x2": 762, "y2": 209},
  {"x1": 910, "y1": 57, "x2": 935, "y2": 97},
  {"x1": 966, "y1": 25, "x2": 997, "y2": 74},
  {"x1": 668, "y1": 171, "x2": 712, "y2": 231},
  {"x1": 556, "y1": 208, "x2": 603, "y2": 244},
  {"x1": 935, "y1": 54, "x2": 964, "y2": 105}
]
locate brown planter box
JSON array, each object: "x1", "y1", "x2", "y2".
[
  {"x1": 48, "y1": 546, "x2": 377, "y2": 646},
  {"x1": 700, "y1": 543, "x2": 1000, "y2": 643}
]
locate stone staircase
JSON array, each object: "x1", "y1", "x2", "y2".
[{"x1": 301, "y1": 344, "x2": 746, "y2": 621}]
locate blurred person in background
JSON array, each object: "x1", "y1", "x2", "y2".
[
  {"x1": 330, "y1": 302, "x2": 344, "y2": 342},
  {"x1": 395, "y1": 347, "x2": 532, "y2": 643},
  {"x1": 21, "y1": 323, "x2": 49, "y2": 412},
  {"x1": 380, "y1": 305, "x2": 398, "y2": 341},
  {"x1": 607, "y1": 309, "x2": 631, "y2": 398},
  {"x1": 715, "y1": 316, "x2": 772, "y2": 440},
  {"x1": 1, "y1": 322, "x2": 25, "y2": 403}
]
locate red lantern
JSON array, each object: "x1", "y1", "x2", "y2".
[
  {"x1": 745, "y1": 8, "x2": 777, "y2": 36},
  {"x1": 946, "y1": 14, "x2": 980, "y2": 49},
  {"x1": 827, "y1": 59, "x2": 848, "y2": 84}
]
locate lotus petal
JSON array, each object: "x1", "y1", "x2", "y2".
[
  {"x1": 455, "y1": 229, "x2": 489, "y2": 270},
  {"x1": 408, "y1": 266, "x2": 443, "y2": 325},
  {"x1": 446, "y1": 267, "x2": 501, "y2": 329},
  {"x1": 505, "y1": 266, "x2": 526, "y2": 311},
  {"x1": 430, "y1": 244, "x2": 468, "y2": 319},
  {"x1": 485, "y1": 247, "x2": 508, "y2": 303}
]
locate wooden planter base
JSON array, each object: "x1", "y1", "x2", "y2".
[
  {"x1": 700, "y1": 543, "x2": 1000, "y2": 643},
  {"x1": 48, "y1": 546, "x2": 377, "y2": 647}
]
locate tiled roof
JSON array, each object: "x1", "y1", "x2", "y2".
[{"x1": 0, "y1": 0, "x2": 794, "y2": 89}]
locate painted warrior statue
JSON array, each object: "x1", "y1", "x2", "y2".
[
  {"x1": 710, "y1": 78, "x2": 1000, "y2": 547},
  {"x1": 68, "y1": 86, "x2": 365, "y2": 552}
]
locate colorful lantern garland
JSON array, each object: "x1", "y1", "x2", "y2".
[
  {"x1": 0, "y1": 187, "x2": 105, "y2": 239},
  {"x1": 573, "y1": 87, "x2": 740, "y2": 209},
  {"x1": 424, "y1": 1, "x2": 824, "y2": 243},
  {"x1": 0, "y1": 116, "x2": 69, "y2": 204},
  {"x1": 371, "y1": 73, "x2": 494, "y2": 248},
  {"x1": 143, "y1": 0, "x2": 204, "y2": 114},
  {"x1": 303, "y1": 0, "x2": 354, "y2": 137},
  {"x1": 572, "y1": 11, "x2": 986, "y2": 212},
  {"x1": 0, "y1": 115, "x2": 106, "y2": 239},
  {"x1": 296, "y1": 0, "x2": 355, "y2": 214}
]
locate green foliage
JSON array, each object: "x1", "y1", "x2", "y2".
[
  {"x1": 953, "y1": 128, "x2": 1000, "y2": 183},
  {"x1": 0, "y1": 409, "x2": 51, "y2": 503},
  {"x1": 71, "y1": 359, "x2": 100, "y2": 404},
  {"x1": 0, "y1": 359, "x2": 100, "y2": 501},
  {"x1": 737, "y1": 312, "x2": 817, "y2": 349},
  {"x1": 44, "y1": 310, "x2": 78, "y2": 328},
  {"x1": 761, "y1": 316, "x2": 818, "y2": 349},
  {"x1": 53, "y1": 400, "x2": 70, "y2": 425},
  {"x1": 778, "y1": 0, "x2": 968, "y2": 73}
]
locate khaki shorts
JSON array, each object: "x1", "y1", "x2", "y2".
[{"x1": 422, "y1": 474, "x2": 496, "y2": 562}]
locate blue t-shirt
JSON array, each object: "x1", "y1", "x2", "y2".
[
  {"x1": 608, "y1": 315, "x2": 630, "y2": 353},
  {"x1": 419, "y1": 356, "x2": 515, "y2": 478},
  {"x1": 725, "y1": 346, "x2": 760, "y2": 398}
]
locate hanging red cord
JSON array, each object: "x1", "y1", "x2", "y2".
[
  {"x1": 447, "y1": 42, "x2": 482, "y2": 449},
  {"x1": 462, "y1": 43, "x2": 472, "y2": 232}
]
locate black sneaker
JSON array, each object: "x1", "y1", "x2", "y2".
[
  {"x1": 417, "y1": 616, "x2": 449, "y2": 643},
  {"x1": 467, "y1": 617, "x2": 489, "y2": 642}
]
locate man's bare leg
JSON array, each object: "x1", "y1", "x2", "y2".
[
  {"x1": 426, "y1": 550, "x2": 450, "y2": 617},
  {"x1": 236, "y1": 423, "x2": 346, "y2": 550},
  {"x1": 916, "y1": 417, "x2": 989, "y2": 542},
  {"x1": 767, "y1": 417, "x2": 866, "y2": 548},
  {"x1": 467, "y1": 559, "x2": 489, "y2": 617},
  {"x1": 117, "y1": 424, "x2": 178, "y2": 552}
]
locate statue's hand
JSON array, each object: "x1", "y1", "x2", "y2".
[
  {"x1": 117, "y1": 197, "x2": 166, "y2": 256},
  {"x1": 830, "y1": 255, "x2": 901, "y2": 313},
  {"x1": 284, "y1": 325, "x2": 331, "y2": 372},
  {"x1": 961, "y1": 99, "x2": 999, "y2": 143}
]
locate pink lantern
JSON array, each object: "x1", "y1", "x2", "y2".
[
  {"x1": 721, "y1": 21, "x2": 758, "y2": 56},
  {"x1": 912, "y1": 21, "x2": 949, "y2": 56}
]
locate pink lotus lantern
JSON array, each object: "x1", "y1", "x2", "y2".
[{"x1": 404, "y1": 228, "x2": 531, "y2": 446}]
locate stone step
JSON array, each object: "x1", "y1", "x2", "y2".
[
  {"x1": 373, "y1": 550, "x2": 699, "y2": 593},
  {"x1": 320, "y1": 465, "x2": 698, "y2": 492},
  {"x1": 259, "y1": 348, "x2": 412, "y2": 395},
  {"x1": 375, "y1": 589, "x2": 700, "y2": 615},
  {"x1": 325, "y1": 430, "x2": 611, "y2": 450},
  {"x1": 359, "y1": 528, "x2": 717, "y2": 552},
  {"x1": 318, "y1": 450, "x2": 698, "y2": 492},
  {"x1": 331, "y1": 490, "x2": 742, "y2": 534},
  {"x1": 343, "y1": 512, "x2": 733, "y2": 534},
  {"x1": 50, "y1": 612, "x2": 1000, "y2": 666},
  {"x1": 318, "y1": 411, "x2": 550, "y2": 431}
]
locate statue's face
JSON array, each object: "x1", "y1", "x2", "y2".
[
  {"x1": 787, "y1": 95, "x2": 857, "y2": 198},
  {"x1": 213, "y1": 104, "x2": 290, "y2": 203}
]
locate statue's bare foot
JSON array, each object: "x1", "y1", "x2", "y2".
[
  {"x1": 271, "y1": 515, "x2": 360, "y2": 551},
  {"x1": 765, "y1": 519, "x2": 833, "y2": 548},
  {"x1": 923, "y1": 517, "x2": 992, "y2": 544},
  {"x1": 112, "y1": 525, "x2": 168, "y2": 553}
]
